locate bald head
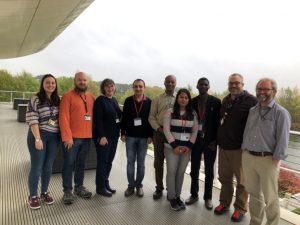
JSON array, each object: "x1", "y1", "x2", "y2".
[{"x1": 74, "y1": 71, "x2": 88, "y2": 92}]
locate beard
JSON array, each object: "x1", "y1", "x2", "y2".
[
  {"x1": 257, "y1": 94, "x2": 272, "y2": 103},
  {"x1": 75, "y1": 85, "x2": 88, "y2": 92}
]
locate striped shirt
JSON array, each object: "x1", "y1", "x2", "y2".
[
  {"x1": 163, "y1": 108, "x2": 198, "y2": 149},
  {"x1": 26, "y1": 96, "x2": 59, "y2": 133}
]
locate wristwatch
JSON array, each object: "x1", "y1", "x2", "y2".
[{"x1": 35, "y1": 138, "x2": 41, "y2": 142}]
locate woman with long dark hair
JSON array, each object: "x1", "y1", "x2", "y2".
[
  {"x1": 26, "y1": 74, "x2": 60, "y2": 209},
  {"x1": 163, "y1": 88, "x2": 198, "y2": 211}
]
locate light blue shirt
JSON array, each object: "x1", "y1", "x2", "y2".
[{"x1": 242, "y1": 100, "x2": 291, "y2": 160}]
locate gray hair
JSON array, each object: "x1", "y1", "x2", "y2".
[
  {"x1": 228, "y1": 73, "x2": 244, "y2": 82},
  {"x1": 256, "y1": 77, "x2": 278, "y2": 93}
]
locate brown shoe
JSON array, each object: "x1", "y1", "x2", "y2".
[
  {"x1": 136, "y1": 187, "x2": 144, "y2": 197},
  {"x1": 205, "y1": 199, "x2": 213, "y2": 210},
  {"x1": 124, "y1": 187, "x2": 134, "y2": 197}
]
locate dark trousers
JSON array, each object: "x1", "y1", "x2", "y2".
[
  {"x1": 153, "y1": 130, "x2": 165, "y2": 191},
  {"x1": 62, "y1": 138, "x2": 91, "y2": 191},
  {"x1": 94, "y1": 137, "x2": 118, "y2": 191},
  {"x1": 190, "y1": 137, "x2": 217, "y2": 200}
]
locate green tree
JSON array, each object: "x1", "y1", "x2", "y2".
[
  {"x1": 277, "y1": 87, "x2": 300, "y2": 131},
  {"x1": 56, "y1": 76, "x2": 74, "y2": 95},
  {"x1": 15, "y1": 71, "x2": 39, "y2": 92}
]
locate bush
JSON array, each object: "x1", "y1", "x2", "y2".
[{"x1": 278, "y1": 165, "x2": 300, "y2": 196}]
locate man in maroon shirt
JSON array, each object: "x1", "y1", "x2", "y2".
[{"x1": 214, "y1": 73, "x2": 257, "y2": 222}]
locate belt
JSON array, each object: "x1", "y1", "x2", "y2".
[{"x1": 248, "y1": 151, "x2": 273, "y2": 157}]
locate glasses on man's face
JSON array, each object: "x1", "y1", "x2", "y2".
[
  {"x1": 228, "y1": 81, "x2": 242, "y2": 86},
  {"x1": 256, "y1": 88, "x2": 273, "y2": 92}
]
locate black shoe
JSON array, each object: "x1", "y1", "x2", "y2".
[
  {"x1": 97, "y1": 189, "x2": 112, "y2": 197},
  {"x1": 176, "y1": 197, "x2": 186, "y2": 210},
  {"x1": 153, "y1": 190, "x2": 163, "y2": 200},
  {"x1": 185, "y1": 195, "x2": 199, "y2": 205},
  {"x1": 106, "y1": 185, "x2": 116, "y2": 194},
  {"x1": 170, "y1": 199, "x2": 181, "y2": 211}
]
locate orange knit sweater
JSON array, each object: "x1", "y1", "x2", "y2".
[{"x1": 59, "y1": 89, "x2": 94, "y2": 142}]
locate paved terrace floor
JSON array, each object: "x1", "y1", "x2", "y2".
[{"x1": 0, "y1": 103, "x2": 294, "y2": 225}]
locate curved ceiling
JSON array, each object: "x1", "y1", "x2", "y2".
[{"x1": 0, "y1": 0, "x2": 94, "y2": 59}]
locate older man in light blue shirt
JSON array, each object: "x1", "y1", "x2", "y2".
[{"x1": 242, "y1": 78, "x2": 291, "y2": 225}]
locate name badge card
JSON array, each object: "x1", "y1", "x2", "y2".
[
  {"x1": 180, "y1": 133, "x2": 190, "y2": 141},
  {"x1": 48, "y1": 119, "x2": 56, "y2": 126},
  {"x1": 134, "y1": 118, "x2": 142, "y2": 126},
  {"x1": 198, "y1": 123, "x2": 203, "y2": 131},
  {"x1": 84, "y1": 115, "x2": 91, "y2": 121}
]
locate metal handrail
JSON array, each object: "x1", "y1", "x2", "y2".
[{"x1": 0, "y1": 90, "x2": 36, "y2": 102}]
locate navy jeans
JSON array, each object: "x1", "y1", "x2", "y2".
[
  {"x1": 190, "y1": 136, "x2": 217, "y2": 200},
  {"x1": 62, "y1": 138, "x2": 91, "y2": 191},
  {"x1": 94, "y1": 137, "x2": 118, "y2": 191},
  {"x1": 126, "y1": 137, "x2": 148, "y2": 188},
  {"x1": 27, "y1": 130, "x2": 59, "y2": 197}
]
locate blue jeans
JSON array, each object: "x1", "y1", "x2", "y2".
[
  {"x1": 62, "y1": 138, "x2": 91, "y2": 191},
  {"x1": 94, "y1": 137, "x2": 118, "y2": 190},
  {"x1": 27, "y1": 130, "x2": 59, "y2": 196},
  {"x1": 126, "y1": 137, "x2": 148, "y2": 188},
  {"x1": 164, "y1": 144, "x2": 191, "y2": 199}
]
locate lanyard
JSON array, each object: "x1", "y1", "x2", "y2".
[
  {"x1": 181, "y1": 115, "x2": 187, "y2": 132},
  {"x1": 259, "y1": 104, "x2": 273, "y2": 120},
  {"x1": 197, "y1": 103, "x2": 205, "y2": 122},
  {"x1": 133, "y1": 95, "x2": 144, "y2": 117},
  {"x1": 80, "y1": 94, "x2": 88, "y2": 114},
  {"x1": 49, "y1": 105, "x2": 54, "y2": 117}
]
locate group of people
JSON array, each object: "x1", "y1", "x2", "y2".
[{"x1": 25, "y1": 71, "x2": 291, "y2": 225}]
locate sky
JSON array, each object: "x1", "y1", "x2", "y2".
[{"x1": 0, "y1": 0, "x2": 299, "y2": 94}]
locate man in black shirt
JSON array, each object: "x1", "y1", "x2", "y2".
[
  {"x1": 121, "y1": 79, "x2": 153, "y2": 197},
  {"x1": 185, "y1": 78, "x2": 221, "y2": 210},
  {"x1": 214, "y1": 73, "x2": 257, "y2": 222}
]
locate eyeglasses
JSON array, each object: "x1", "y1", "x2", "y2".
[
  {"x1": 228, "y1": 81, "x2": 242, "y2": 86},
  {"x1": 256, "y1": 88, "x2": 273, "y2": 92}
]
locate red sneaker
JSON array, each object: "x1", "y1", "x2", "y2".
[
  {"x1": 41, "y1": 192, "x2": 54, "y2": 205},
  {"x1": 214, "y1": 204, "x2": 228, "y2": 215},
  {"x1": 28, "y1": 196, "x2": 41, "y2": 210},
  {"x1": 231, "y1": 209, "x2": 244, "y2": 222}
]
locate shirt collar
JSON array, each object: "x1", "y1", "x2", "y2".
[
  {"x1": 255, "y1": 99, "x2": 276, "y2": 109},
  {"x1": 163, "y1": 92, "x2": 176, "y2": 97}
]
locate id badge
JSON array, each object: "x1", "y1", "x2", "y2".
[
  {"x1": 134, "y1": 118, "x2": 142, "y2": 126},
  {"x1": 198, "y1": 123, "x2": 203, "y2": 131},
  {"x1": 84, "y1": 115, "x2": 91, "y2": 121},
  {"x1": 48, "y1": 119, "x2": 56, "y2": 126},
  {"x1": 180, "y1": 133, "x2": 190, "y2": 141},
  {"x1": 220, "y1": 118, "x2": 224, "y2": 125},
  {"x1": 115, "y1": 118, "x2": 120, "y2": 123}
]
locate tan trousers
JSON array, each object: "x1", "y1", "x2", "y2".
[
  {"x1": 242, "y1": 151, "x2": 280, "y2": 225},
  {"x1": 218, "y1": 148, "x2": 248, "y2": 212}
]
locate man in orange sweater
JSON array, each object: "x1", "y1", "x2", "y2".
[{"x1": 59, "y1": 72, "x2": 94, "y2": 204}]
